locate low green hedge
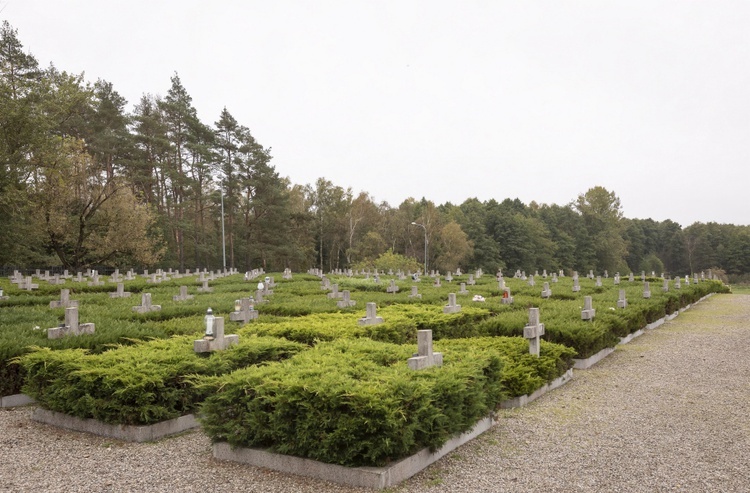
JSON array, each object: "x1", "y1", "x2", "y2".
[
  {"x1": 197, "y1": 336, "x2": 574, "y2": 467},
  {"x1": 17, "y1": 335, "x2": 306, "y2": 425}
]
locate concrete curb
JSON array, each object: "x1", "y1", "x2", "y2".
[
  {"x1": 212, "y1": 369, "x2": 575, "y2": 489},
  {"x1": 0, "y1": 393, "x2": 36, "y2": 408},
  {"x1": 32, "y1": 408, "x2": 198, "y2": 442}
]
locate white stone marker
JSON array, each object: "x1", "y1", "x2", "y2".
[
  {"x1": 197, "y1": 280, "x2": 212, "y2": 293},
  {"x1": 523, "y1": 308, "x2": 545, "y2": 357},
  {"x1": 194, "y1": 315, "x2": 239, "y2": 353},
  {"x1": 501, "y1": 287, "x2": 514, "y2": 304},
  {"x1": 173, "y1": 285, "x2": 193, "y2": 301},
  {"x1": 132, "y1": 293, "x2": 161, "y2": 313},
  {"x1": 387, "y1": 280, "x2": 400, "y2": 293},
  {"x1": 572, "y1": 276, "x2": 581, "y2": 293},
  {"x1": 407, "y1": 330, "x2": 443, "y2": 370},
  {"x1": 581, "y1": 296, "x2": 596, "y2": 320},
  {"x1": 662, "y1": 279, "x2": 669, "y2": 292},
  {"x1": 617, "y1": 289, "x2": 628, "y2": 309},
  {"x1": 327, "y1": 284, "x2": 343, "y2": 299},
  {"x1": 443, "y1": 293, "x2": 461, "y2": 314},
  {"x1": 49, "y1": 289, "x2": 79, "y2": 309},
  {"x1": 230, "y1": 297, "x2": 258, "y2": 323},
  {"x1": 675, "y1": 277, "x2": 681, "y2": 289},
  {"x1": 337, "y1": 290, "x2": 356, "y2": 308},
  {"x1": 358, "y1": 302, "x2": 384, "y2": 326},
  {"x1": 109, "y1": 283, "x2": 132, "y2": 298},
  {"x1": 541, "y1": 282, "x2": 552, "y2": 299},
  {"x1": 408, "y1": 286, "x2": 422, "y2": 299},
  {"x1": 467, "y1": 274, "x2": 476, "y2": 286},
  {"x1": 458, "y1": 283, "x2": 469, "y2": 295},
  {"x1": 643, "y1": 281, "x2": 651, "y2": 299},
  {"x1": 47, "y1": 306, "x2": 95, "y2": 339},
  {"x1": 528, "y1": 275, "x2": 535, "y2": 287}
]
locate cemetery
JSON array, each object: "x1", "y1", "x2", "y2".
[{"x1": 0, "y1": 268, "x2": 728, "y2": 487}]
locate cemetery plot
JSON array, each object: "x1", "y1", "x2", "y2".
[{"x1": 0, "y1": 268, "x2": 729, "y2": 470}]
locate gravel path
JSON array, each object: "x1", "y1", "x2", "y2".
[{"x1": 2, "y1": 294, "x2": 748, "y2": 492}]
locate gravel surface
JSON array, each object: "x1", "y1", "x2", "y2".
[{"x1": 2, "y1": 294, "x2": 748, "y2": 492}]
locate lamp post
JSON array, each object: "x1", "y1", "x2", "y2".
[
  {"x1": 411, "y1": 222, "x2": 427, "y2": 275},
  {"x1": 220, "y1": 190, "x2": 226, "y2": 270}
]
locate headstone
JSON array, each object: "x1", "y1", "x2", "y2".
[
  {"x1": 528, "y1": 275, "x2": 535, "y2": 287},
  {"x1": 604, "y1": 270, "x2": 608, "y2": 278},
  {"x1": 595, "y1": 276, "x2": 602, "y2": 287},
  {"x1": 588, "y1": 270, "x2": 594, "y2": 279},
  {"x1": 433, "y1": 276, "x2": 441, "y2": 288},
  {"x1": 572, "y1": 276, "x2": 580, "y2": 292},
  {"x1": 663, "y1": 279, "x2": 669, "y2": 292},
  {"x1": 617, "y1": 289, "x2": 627, "y2": 309},
  {"x1": 194, "y1": 316, "x2": 239, "y2": 353},
  {"x1": 551, "y1": 272, "x2": 558, "y2": 283},
  {"x1": 629, "y1": 273, "x2": 634, "y2": 282},
  {"x1": 48, "y1": 273, "x2": 65, "y2": 285},
  {"x1": 387, "y1": 279, "x2": 400, "y2": 293},
  {"x1": 107, "y1": 282, "x2": 132, "y2": 298},
  {"x1": 358, "y1": 302, "x2": 384, "y2": 326},
  {"x1": 501, "y1": 287, "x2": 514, "y2": 304},
  {"x1": 321, "y1": 277, "x2": 331, "y2": 290},
  {"x1": 47, "y1": 307, "x2": 95, "y2": 339},
  {"x1": 458, "y1": 283, "x2": 469, "y2": 295},
  {"x1": 337, "y1": 290, "x2": 356, "y2": 308},
  {"x1": 581, "y1": 296, "x2": 596, "y2": 320},
  {"x1": 674, "y1": 277, "x2": 681, "y2": 289},
  {"x1": 542, "y1": 269, "x2": 548, "y2": 278},
  {"x1": 146, "y1": 273, "x2": 160, "y2": 284},
  {"x1": 49, "y1": 288, "x2": 79, "y2": 309},
  {"x1": 541, "y1": 282, "x2": 552, "y2": 299},
  {"x1": 467, "y1": 274, "x2": 476, "y2": 286},
  {"x1": 643, "y1": 281, "x2": 651, "y2": 299},
  {"x1": 614, "y1": 273, "x2": 620, "y2": 285},
  {"x1": 641, "y1": 271, "x2": 646, "y2": 282},
  {"x1": 443, "y1": 293, "x2": 461, "y2": 314},
  {"x1": 282, "y1": 268, "x2": 292, "y2": 280},
  {"x1": 173, "y1": 285, "x2": 194, "y2": 301},
  {"x1": 407, "y1": 330, "x2": 443, "y2": 370},
  {"x1": 197, "y1": 280, "x2": 212, "y2": 293},
  {"x1": 408, "y1": 286, "x2": 422, "y2": 299},
  {"x1": 230, "y1": 297, "x2": 258, "y2": 323},
  {"x1": 0, "y1": 288, "x2": 7, "y2": 300},
  {"x1": 19, "y1": 276, "x2": 39, "y2": 291},
  {"x1": 327, "y1": 284, "x2": 343, "y2": 299},
  {"x1": 445, "y1": 272, "x2": 453, "y2": 282},
  {"x1": 523, "y1": 308, "x2": 545, "y2": 357},
  {"x1": 132, "y1": 293, "x2": 161, "y2": 313},
  {"x1": 87, "y1": 273, "x2": 104, "y2": 287}
]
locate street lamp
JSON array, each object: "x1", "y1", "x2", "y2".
[{"x1": 411, "y1": 222, "x2": 427, "y2": 274}]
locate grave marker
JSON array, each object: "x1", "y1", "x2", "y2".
[
  {"x1": 337, "y1": 290, "x2": 356, "y2": 308},
  {"x1": 327, "y1": 284, "x2": 344, "y2": 299},
  {"x1": 581, "y1": 296, "x2": 596, "y2": 320},
  {"x1": 643, "y1": 281, "x2": 651, "y2": 299},
  {"x1": 108, "y1": 282, "x2": 132, "y2": 298},
  {"x1": 358, "y1": 302, "x2": 384, "y2": 326},
  {"x1": 407, "y1": 330, "x2": 443, "y2": 370},
  {"x1": 230, "y1": 298, "x2": 258, "y2": 323},
  {"x1": 443, "y1": 293, "x2": 461, "y2": 314},
  {"x1": 194, "y1": 313, "x2": 239, "y2": 353},
  {"x1": 541, "y1": 282, "x2": 552, "y2": 299},
  {"x1": 387, "y1": 280, "x2": 400, "y2": 293},
  {"x1": 132, "y1": 293, "x2": 161, "y2": 313},
  {"x1": 523, "y1": 308, "x2": 545, "y2": 357},
  {"x1": 173, "y1": 286, "x2": 194, "y2": 301},
  {"x1": 47, "y1": 307, "x2": 95, "y2": 339},
  {"x1": 408, "y1": 286, "x2": 422, "y2": 299},
  {"x1": 501, "y1": 287, "x2": 514, "y2": 304},
  {"x1": 617, "y1": 289, "x2": 627, "y2": 309},
  {"x1": 458, "y1": 283, "x2": 469, "y2": 295}
]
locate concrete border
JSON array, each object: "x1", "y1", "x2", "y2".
[
  {"x1": 646, "y1": 317, "x2": 666, "y2": 330},
  {"x1": 212, "y1": 369, "x2": 575, "y2": 489},
  {"x1": 573, "y1": 347, "x2": 615, "y2": 369},
  {"x1": 500, "y1": 368, "x2": 574, "y2": 408},
  {"x1": 32, "y1": 408, "x2": 198, "y2": 442},
  {"x1": 0, "y1": 393, "x2": 36, "y2": 408},
  {"x1": 619, "y1": 329, "x2": 645, "y2": 345}
]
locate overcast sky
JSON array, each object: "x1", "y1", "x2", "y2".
[{"x1": 3, "y1": 1, "x2": 749, "y2": 226}]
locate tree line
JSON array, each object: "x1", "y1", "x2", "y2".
[{"x1": 1, "y1": 21, "x2": 749, "y2": 281}]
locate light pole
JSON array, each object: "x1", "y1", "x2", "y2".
[
  {"x1": 411, "y1": 222, "x2": 427, "y2": 274},
  {"x1": 220, "y1": 190, "x2": 226, "y2": 270}
]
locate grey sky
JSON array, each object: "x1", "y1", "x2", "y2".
[{"x1": 3, "y1": 0, "x2": 749, "y2": 226}]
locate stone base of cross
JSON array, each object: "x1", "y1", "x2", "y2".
[
  {"x1": 358, "y1": 302, "x2": 383, "y2": 325},
  {"x1": 132, "y1": 293, "x2": 161, "y2": 313},
  {"x1": 581, "y1": 296, "x2": 596, "y2": 321},
  {"x1": 443, "y1": 293, "x2": 461, "y2": 314},
  {"x1": 407, "y1": 330, "x2": 443, "y2": 370},
  {"x1": 523, "y1": 308, "x2": 545, "y2": 357},
  {"x1": 229, "y1": 298, "x2": 258, "y2": 323},
  {"x1": 194, "y1": 317, "x2": 239, "y2": 352},
  {"x1": 47, "y1": 307, "x2": 95, "y2": 339}
]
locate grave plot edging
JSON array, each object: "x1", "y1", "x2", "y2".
[
  {"x1": 32, "y1": 408, "x2": 198, "y2": 442},
  {"x1": 213, "y1": 369, "x2": 575, "y2": 489},
  {"x1": 0, "y1": 393, "x2": 36, "y2": 408}
]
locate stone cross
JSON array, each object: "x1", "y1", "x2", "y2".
[
  {"x1": 614, "y1": 273, "x2": 620, "y2": 285},
  {"x1": 358, "y1": 302, "x2": 384, "y2": 325},
  {"x1": 572, "y1": 276, "x2": 580, "y2": 292},
  {"x1": 198, "y1": 280, "x2": 212, "y2": 293},
  {"x1": 433, "y1": 276, "x2": 441, "y2": 288},
  {"x1": 408, "y1": 286, "x2": 422, "y2": 299},
  {"x1": 617, "y1": 289, "x2": 628, "y2": 309},
  {"x1": 327, "y1": 284, "x2": 343, "y2": 299},
  {"x1": 523, "y1": 308, "x2": 545, "y2": 357},
  {"x1": 147, "y1": 273, "x2": 160, "y2": 284},
  {"x1": 693, "y1": 273, "x2": 699, "y2": 284},
  {"x1": 445, "y1": 272, "x2": 453, "y2": 282},
  {"x1": 20, "y1": 276, "x2": 39, "y2": 291},
  {"x1": 595, "y1": 276, "x2": 602, "y2": 287},
  {"x1": 48, "y1": 273, "x2": 65, "y2": 285},
  {"x1": 443, "y1": 293, "x2": 461, "y2": 314},
  {"x1": 685, "y1": 275, "x2": 690, "y2": 284},
  {"x1": 407, "y1": 330, "x2": 443, "y2": 370},
  {"x1": 88, "y1": 273, "x2": 104, "y2": 287},
  {"x1": 551, "y1": 272, "x2": 558, "y2": 283},
  {"x1": 73, "y1": 272, "x2": 85, "y2": 283},
  {"x1": 541, "y1": 282, "x2": 552, "y2": 299},
  {"x1": 528, "y1": 275, "x2": 535, "y2": 287},
  {"x1": 604, "y1": 270, "x2": 609, "y2": 278},
  {"x1": 387, "y1": 279, "x2": 400, "y2": 293},
  {"x1": 109, "y1": 282, "x2": 132, "y2": 298},
  {"x1": 132, "y1": 293, "x2": 161, "y2": 313},
  {"x1": 47, "y1": 306, "x2": 95, "y2": 339},
  {"x1": 542, "y1": 269, "x2": 548, "y2": 278},
  {"x1": 581, "y1": 296, "x2": 596, "y2": 320},
  {"x1": 49, "y1": 289, "x2": 79, "y2": 309},
  {"x1": 629, "y1": 273, "x2": 634, "y2": 282},
  {"x1": 230, "y1": 297, "x2": 258, "y2": 323},
  {"x1": 641, "y1": 271, "x2": 646, "y2": 282},
  {"x1": 110, "y1": 269, "x2": 121, "y2": 283},
  {"x1": 458, "y1": 283, "x2": 469, "y2": 295},
  {"x1": 501, "y1": 287, "x2": 514, "y2": 304},
  {"x1": 321, "y1": 276, "x2": 331, "y2": 290},
  {"x1": 173, "y1": 285, "x2": 194, "y2": 301},
  {"x1": 674, "y1": 277, "x2": 681, "y2": 289},
  {"x1": 467, "y1": 274, "x2": 476, "y2": 286},
  {"x1": 337, "y1": 290, "x2": 356, "y2": 308},
  {"x1": 588, "y1": 270, "x2": 594, "y2": 279},
  {"x1": 662, "y1": 279, "x2": 669, "y2": 292},
  {"x1": 643, "y1": 281, "x2": 651, "y2": 299},
  {"x1": 283, "y1": 268, "x2": 292, "y2": 280},
  {"x1": 194, "y1": 317, "x2": 239, "y2": 353}
]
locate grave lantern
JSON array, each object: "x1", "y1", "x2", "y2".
[
  {"x1": 205, "y1": 308, "x2": 215, "y2": 339},
  {"x1": 234, "y1": 299, "x2": 242, "y2": 312}
]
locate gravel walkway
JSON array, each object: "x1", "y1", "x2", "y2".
[{"x1": 2, "y1": 294, "x2": 748, "y2": 492}]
